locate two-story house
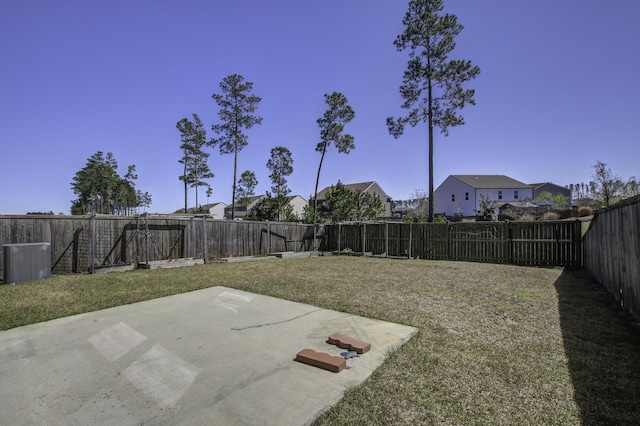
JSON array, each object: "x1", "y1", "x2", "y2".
[{"x1": 434, "y1": 175, "x2": 534, "y2": 217}]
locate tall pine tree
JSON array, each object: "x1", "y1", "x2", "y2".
[
  {"x1": 211, "y1": 74, "x2": 262, "y2": 219},
  {"x1": 177, "y1": 113, "x2": 214, "y2": 213},
  {"x1": 388, "y1": 0, "x2": 480, "y2": 221},
  {"x1": 313, "y1": 92, "x2": 355, "y2": 223}
]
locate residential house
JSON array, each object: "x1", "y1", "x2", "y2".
[
  {"x1": 175, "y1": 202, "x2": 227, "y2": 219},
  {"x1": 202, "y1": 202, "x2": 227, "y2": 219},
  {"x1": 530, "y1": 182, "x2": 571, "y2": 205},
  {"x1": 287, "y1": 195, "x2": 308, "y2": 219},
  {"x1": 315, "y1": 181, "x2": 393, "y2": 218},
  {"x1": 224, "y1": 195, "x2": 265, "y2": 219},
  {"x1": 224, "y1": 194, "x2": 308, "y2": 220},
  {"x1": 434, "y1": 175, "x2": 534, "y2": 217}
]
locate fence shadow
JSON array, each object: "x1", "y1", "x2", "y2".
[{"x1": 554, "y1": 269, "x2": 640, "y2": 424}]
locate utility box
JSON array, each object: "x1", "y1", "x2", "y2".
[{"x1": 3, "y1": 243, "x2": 51, "y2": 285}]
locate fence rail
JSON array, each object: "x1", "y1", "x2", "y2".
[{"x1": 321, "y1": 220, "x2": 583, "y2": 267}]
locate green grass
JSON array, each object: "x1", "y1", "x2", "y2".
[{"x1": 2, "y1": 257, "x2": 639, "y2": 425}]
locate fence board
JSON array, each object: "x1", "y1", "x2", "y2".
[
  {"x1": 584, "y1": 195, "x2": 640, "y2": 321},
  {"x1": 1, "y1": 215, "x2": 585, "y2": 278},
  {"x1": 322, "y1": 221, "x2": 582, "y2": 267},
  {"x1": 0, "y1": 215, "x2": 321, "y2": 276}
]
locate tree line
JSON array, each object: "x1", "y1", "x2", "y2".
[
  {"x1": 176, "y1": 73, "x2": 366, "y2": 223},
  {"x1": 70, "y1": 151, "x2": 151, "y2": 215},
  {"x1": 571, "y1": 161, "x2": 640, "y2": 208}
]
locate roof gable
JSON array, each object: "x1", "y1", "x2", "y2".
[
  {"x1": 225, "y1": 195, "x2": 265, "y2": 209},
  {"x1": 316, "y1": 181, "x2": 390, "y2": 200}
]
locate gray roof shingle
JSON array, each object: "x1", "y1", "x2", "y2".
[{"x1": 452, "y1": 175, "x2": 531, "y2": 189}]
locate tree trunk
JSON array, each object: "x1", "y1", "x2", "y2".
[
  {"x1": 428, "y1": 78, "x2": 434, "y2": 223},
  {"x1": 183, "y1": 152, "x2": 188, "y2": 214},
  {"x1": 231, "y1": 143, "x2": 238, "y2": 220},
  {"x1": 314, "y1": 146, "x2": 327, "y2": 224}
]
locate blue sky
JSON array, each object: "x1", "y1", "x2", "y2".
[{"x1": 1, "y1": 0, "x2": 639, "y2": 214}]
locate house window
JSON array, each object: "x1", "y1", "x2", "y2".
[
  {"x1": 451, "y1": 194, "x2": 455, "y2": 202},
  {"x1": 465, "y1": 192, "x2": 469, "y2": 201},
  {"x1": 498, "y1": 191, "x2": 503, "y2": 200},
  {"x1": 514, "y1": 190, "x2": 519, "y2": 200}
]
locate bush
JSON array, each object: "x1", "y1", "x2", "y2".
[
  {"x1": 519, "y1": 214, "x2": 535, "y2": 222},
  {"x1": 434, "y1": 214, "x2": 447, "y2": 223},
  {"x1": 542, "y1": 212, "x2": 559, "y2": 221},
  {"x1": 476, "y1": 194, "x2": 499, "y2": 221},
  {"x1": 578, "y1": 206, "x2": 593, "y2": 217}
]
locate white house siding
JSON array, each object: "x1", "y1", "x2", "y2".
[
  {"x1": 434, "y1": 176, "x2": 476, "y2": 216},
  {"x1": 434, "y1": 176, "x2": 534, "y2": 217},
  {"x1": 288, "y1": 195, "x2": 308, "y2": 220},
  {"x1": 207, "y1": 203, "x2": 227, "y2": 220},
  {"x1": 474, "y1": 187, "x2": 533, "y2": 213}
]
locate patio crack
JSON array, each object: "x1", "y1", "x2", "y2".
[{"x1": 231, "y1": 309, "x2": 323, "y2": 331}]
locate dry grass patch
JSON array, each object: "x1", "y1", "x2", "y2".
[{"x1": 2, "y1": 257, "x2": 639, "y2": 425}]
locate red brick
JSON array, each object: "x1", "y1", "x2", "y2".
[
  {"x1": 327, "y1": 333, "x2": 371, "y2": 354},
  {"x1": 295, "y1": 349, "x2": 346, "y2": 373}
]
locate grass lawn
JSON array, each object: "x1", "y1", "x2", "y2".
[{"x1": 2, "y1": 257, "x2": 639, "y2": 425}]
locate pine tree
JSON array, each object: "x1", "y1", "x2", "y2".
[
  {"x1": 388, "y1": 0, "x2": 480, "y2": 221},
  {"x1": 177, "y1": 114, "x2": 214, "y2": 213},
  {"x1": 313, "y1": 92, "x2": 355, "y2": 223},
  {"x1": 211, "y1": 74, "x2": 262, "y2": 219}
]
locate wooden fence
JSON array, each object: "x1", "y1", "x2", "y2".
[
  {"x1": 322, "y1": 220, "x2": 583, "y2": 267},
  {"x1": 583, "y1": 195, "x2": 640, "y2": 322},
  {"x1": 0, "y1": 215, "x2": 321, "y2": 276}
]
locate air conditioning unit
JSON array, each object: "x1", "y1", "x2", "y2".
[{"x1": 3, "y1": 243, "x2": 51, "y2": 285}]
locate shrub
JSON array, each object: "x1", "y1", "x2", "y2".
[
  {"x1": 519, "y1": 214, "x2": 535, "y2": 222},
  {"x1": 542, "y1": 212, "x2": 559, "y2": 221},
  {"x1": 578, "y1": 206, "x2": 593, "y2": 217},
  {"x1": 476, "y1": 194, "x2": 499, "y2": 221}
]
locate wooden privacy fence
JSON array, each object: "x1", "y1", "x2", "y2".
[
  {"x1": 0, "y1": 215, "x2": 322, "y2": 276},
  {"x1": 0, "y1": 215, "x2": 584, "y2": 276},
  {"x1": 583, "y1": 195, "x2": 640, "y2": 322},
  {"x1": 321, "y1": 220, "x2": 583, "y2": 267}
]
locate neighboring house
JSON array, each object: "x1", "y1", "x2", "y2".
[
  {"x1": 315, "y1": 181, "x2": 393, "y2": 218},
  {"x1": 224, "y1": 195, "x2": 265, "y2": 219},
  {"x1": 391, "y1": 198, "x2": 429, "y2": 220},
  {"x1": 434, "y1": 175, "x2": 534, "y2": 217},
  {"x1": 175, "y1": 202, "x2": 227, "y2": 219},
  {"x1": 530, "y1": 182, "x2": 571, "y2": 202},
  {"x1": 224, "y1": 194, "x2": 308, "y2": 220},
  {"x1": 287, "y1": 195, "x2": 308, "y2": 219},
  {"x1": 203, "y1": 202, "x2": 227, "y2": 220}
]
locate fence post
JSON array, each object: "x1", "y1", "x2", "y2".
[
  {"x1": 447, "y1": 223, "x2": 452, "y2": 261},
  {"x1": 362, "y1": 222, "x2": 366, "y2": 255},
  {"x1": 338, "y1": 223, "x2": 342, "y2": 252},
  {"x1": 145, "y1": 214, "x2": 150, "y2": 265},
  {"x1": 409, "y1": 222, "x2": 412, "y2": 259},
  {"x1": 188, "y1": 217, "x2": 193, "y2": 258},
  {"x1": 506, "y1": 221, "x2": 511, "y2": 264},
  {"x1": 385, "y1": 222, "x2": 389, "y2": 256},
  {"x1": 88, "y1": 211, "x2": 95, "y2": 274},
  {"x1": 203, "y1": 216, "x2": 208, "y2": 264}
]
